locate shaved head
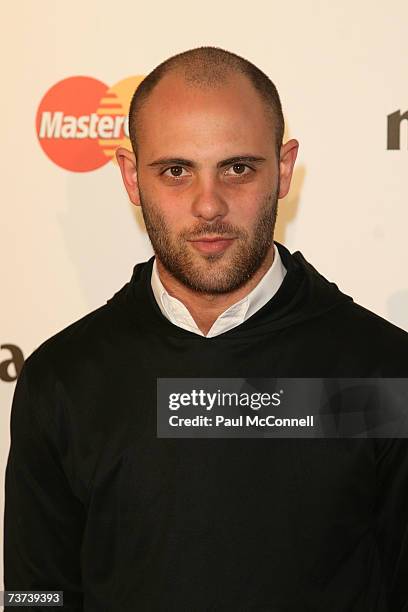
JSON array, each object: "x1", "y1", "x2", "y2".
[{"x1": 128, "y1": 46, "x2": 285, "y2": 158}]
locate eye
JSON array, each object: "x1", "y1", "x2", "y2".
[
  {"x1": 224, "y1": 163, "x2": 253, "y2": 177},
  {"x1": 162, "y1": 166, "x2": 189, "y2": 179}
]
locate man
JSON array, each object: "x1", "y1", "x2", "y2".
[{"x1": 4, "y1": 46, "x2": 408, "y2": 611}]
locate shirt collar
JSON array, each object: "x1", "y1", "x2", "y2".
[{"x1": 151, "y1": 243, "x2": 286, "y2": 337}]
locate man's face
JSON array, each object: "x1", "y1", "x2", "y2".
[
  {"x1": 123, "y1": 72, "x2": 287, "y2": 294},
  {"x1": 140, "y1": 181, "x2": 279, "y2": 294}
]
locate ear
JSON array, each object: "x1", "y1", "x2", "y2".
[
  {"x1": 116, "y1": 147, "x2": 141, "y2": 206},
  {"x1": 278, "y1": 139, "x2": 299, "y2": 199}
]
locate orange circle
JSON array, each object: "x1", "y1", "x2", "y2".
[{"x1": 97, "y1": 76, "x2": 145, "y2": 164}]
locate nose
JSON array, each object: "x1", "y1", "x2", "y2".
[{"x1": 190, "y1": 175, "x2": 229, "y2": 222}]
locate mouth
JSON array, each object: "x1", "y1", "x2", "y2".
[{"x1": 188, "y1": 236, "x2": 236, "y2": 255}]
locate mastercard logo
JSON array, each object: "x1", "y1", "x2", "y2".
[{"x1": 36, "y1": 75, "x2": 144, "y2": 172}]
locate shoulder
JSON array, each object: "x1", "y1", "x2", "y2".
[
  {"x1": 325, "y1": 299, "x2": 408, "y2": 375},
  {"x1": 23, "y1": 295, "x2": 132, "y2": 387},
  {"x1": 339, "y1": 300, "x2": 407, "y2": 345}
]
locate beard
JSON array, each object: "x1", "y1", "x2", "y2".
[{"x1": 139, "y1": 184, "x2": 279, "y2": 295}]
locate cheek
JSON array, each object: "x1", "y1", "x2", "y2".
[
  {"x1": 142, "y1": 182, "x2": 185, "y2": 224},
  {"x1": 228, "y1": 190, "x2": 269, "y2": 222},
  {"x1": 151, "y1": 198, "x2": 187, "y2": 233},
  {"x1": 153, "y1": 188, "x2": 195, "y2": 225}
]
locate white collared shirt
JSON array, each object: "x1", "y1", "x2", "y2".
[{"x1": 151, "y1": 243, "x2": 286, "y2": 337}]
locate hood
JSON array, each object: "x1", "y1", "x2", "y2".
[{"x1": 108, "y1": 241, "x2": 354, "y2": 337}]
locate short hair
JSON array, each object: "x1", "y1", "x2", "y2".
[{"x1": 128, "y1": 46, "x2": 285, "y2": 157}]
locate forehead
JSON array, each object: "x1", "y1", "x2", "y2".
[{"x1": 136, "y1": 72, "x2": 275, "y2": 157}]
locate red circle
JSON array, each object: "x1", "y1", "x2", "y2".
[{"x1": 36, "y1": 76, "x2": 110, "y2": 172}]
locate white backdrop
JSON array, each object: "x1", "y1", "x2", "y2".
[{"x1": 2, "y1": 0, "x2": 408, "y2": 596}]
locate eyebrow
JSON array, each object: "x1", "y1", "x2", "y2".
[{"x1": 147, "y1": 155, "x2": 267, "y2": 169}]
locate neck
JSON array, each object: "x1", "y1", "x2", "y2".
[{"x1": 155, "y1": 246, "x2": 275, "y2": 336}]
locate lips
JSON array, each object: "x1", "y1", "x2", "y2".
[{"x1": 188, "y1": 236, "x2": 236, "y2": 255}]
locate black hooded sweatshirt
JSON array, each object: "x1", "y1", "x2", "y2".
[{"x1": 4, "y1": 241, "x2": 408, "y2": 611}]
